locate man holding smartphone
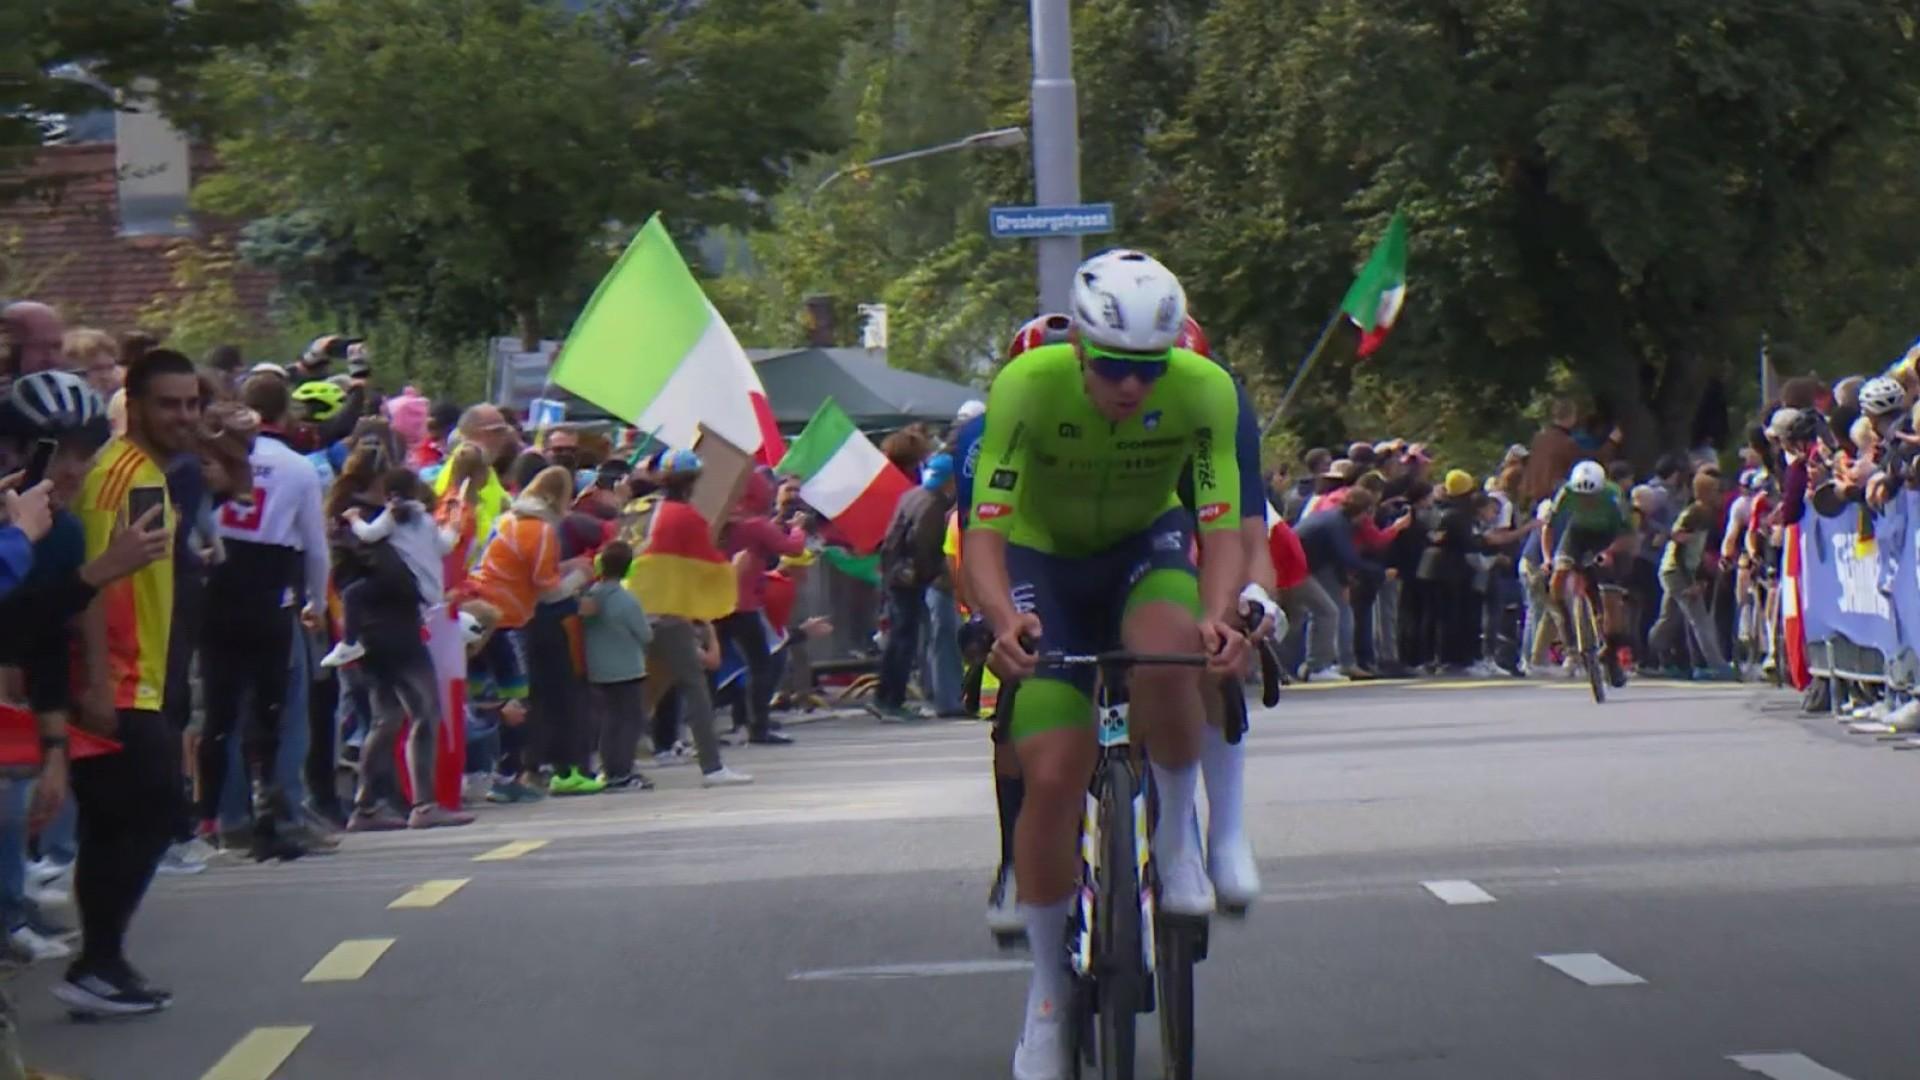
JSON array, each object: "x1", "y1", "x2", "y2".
[{"x1": 60, "y1": 348, "x2": 201, "y2": 1017}]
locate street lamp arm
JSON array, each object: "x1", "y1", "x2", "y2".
[{"x1": 812, "y1": 127, "x2": 1026, "y2": 197}]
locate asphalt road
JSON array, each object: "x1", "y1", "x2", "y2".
[{"x1": 14, "y1": 676, "x2": 1920, "y2": 1080}]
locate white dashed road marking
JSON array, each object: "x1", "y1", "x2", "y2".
[
  {"x1": 1727, "y1": 1053, "x2": 1857, "y2": 1080},
  {"x1": 790, "y1": 959, "x2": 1032, "y2": 982},
  {"x1": 1535, "y1": 953, "x2": 1646, "y2": 986},
  {"x1": 1421, "y1": 879, "x2": 1495, "y2": 905}
]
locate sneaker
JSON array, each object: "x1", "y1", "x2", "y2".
[
  {"x1": 1305, "y1": 667, "x2": 1349, "y2": 684},
  {"x1": 155, "y1": 839, "x2": 213, "y2": 876},
  {"x1": 52, "y1": 966, "x2": 167, "y2": 1017},
  {"x1": 26, "y1": 880, "x2": 70, "y2": 906},
  {"x1": 700, "y1": 766, "x2": 754, "y2": 788},
  {"x1": 1011, "y1": 1011, "x2": 1068, "y2": 1080},
  {"x1": 548, "y1": 768, "x2": 606, "y2": 796},
  {"x1": 485, "y1": 781, "x2": 518, "y2": 804},
  {"x1": 1208, "y1": 834, "x2": 1261, "y2": 910},
  {"x1": 653, "y1": 747, "x2": 694, "y2": 768},
  {"x1": 408, "y1": 804, "x2": 476, "y2": 829},
  {"x1": 280, "y1": 818, "x2": 342, "y2": 855},
  {"x1": 986, "y1": 864, "x2": 1023, "y2": 936},
  {"x1": 8, "y1": 924, "x2": 71, "y2": 964},
  {"x1": 747, "y1": 731, "x2": 795, "y2": 746},
  {"x1": 599, "y1": 773, "x2": 655, "y2": 792},
  {"x1": 319, "y1": 640, "x2": 366, "y2": 669},
  {"x1": 27, "y1": 858, "x2": 72, "y2": 889},
  {"x1": 1157, "y1": 846, "x2": 1216, "y2": 917},
  {"x1": 1889, "y1": 701, "x2": 1920, "y2": 732},
  {"x1": 1464, "y1": 660, "x2": 1499, "y2": 679},
  {"x1": 345, "y1": 808, "x2": 408, "y2": 832}
]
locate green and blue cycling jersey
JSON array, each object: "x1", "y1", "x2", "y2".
[
  {"x1": 953, "y1": 354, "x2": 1265, "y2": 529},
  {"x1": 962, "y1": 342, "x2": 1242, "y2": 737}
]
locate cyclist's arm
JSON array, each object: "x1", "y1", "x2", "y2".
[{"x1": 1231, "y1": 380, "x2": 1275, "y2": 593}]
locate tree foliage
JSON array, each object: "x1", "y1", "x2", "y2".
[
  {"x1": 1162, "y1": 0, "x2": 1920, "y2": 459},
  {"x1": 0, "y1": 0, "x2": 300, "y2": 192},
  {"x1": 188, "y1": 0, "x2": 841, "y2": 347}
]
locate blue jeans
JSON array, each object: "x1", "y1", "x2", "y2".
[
  {"x1": 923, "y1": 588, "x2": 964, "y2": 714},
  {"x1": 878, "y1": 585, "x2": 927, "y2": 709},
  {"x1": 0, "y1": 780, "x2": 29, "y2": 930}
]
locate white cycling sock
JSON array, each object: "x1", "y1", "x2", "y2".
[
  {"x1": 1150, "y1": 759, "x2": 1201, "y2": 866},
  {"x1": 1021, "y1": 898, "x2": 1074, "y2": 1033},
  {"x1": 1199, "y1": 723, "x2": 1245, "y2": 853}
]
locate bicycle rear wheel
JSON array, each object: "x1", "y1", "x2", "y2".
[{"x1": 1097, "y1": 757, "x2": 1142, "y2": 1080}]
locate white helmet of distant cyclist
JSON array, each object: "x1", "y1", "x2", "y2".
[
  {"x1": 1069, "y1": 249, "x2": 1188, "y2": 354},
  {"x1": 1569, "y1": 460, "x2": 1606, "y2": 494},
  {"x1": 1860, "y1": 375, "x2": 1907, "y2": 418}
]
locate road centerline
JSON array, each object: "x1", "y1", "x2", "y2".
[
  {"x1": 1421, "y1": 879, "x2": 1496, "y2": 905},
  {"x1": 1536, "y1": 953, "x2": 1646, "y2": 986},
  {"x1": 389, "y1": 878, "x2": 471, "y2": 909},
  {"x1": 303, "y1": 938, "x2": 396, "y2": 982},
  {"x1": 198, "y1": 1025, "x2": 313, "y2": 1080}
]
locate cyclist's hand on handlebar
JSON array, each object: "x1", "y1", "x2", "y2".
[
  {"x1": 1199, "y1": 617, "x2": 1251, "y2": 676},
  {"x1": 988, "y1": 613, "x2": 1044, "y2": 681}
]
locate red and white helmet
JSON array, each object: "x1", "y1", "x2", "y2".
[
  {"x1": 1176, "y1": 315, "x2": 1211, "y2": 359},
  {"x1": 1070, "y1": 249, "x2": 1188, "y2": 355},
  {"x1": 1006, "y1": 313, "x2": 1074, "y2": 360}
]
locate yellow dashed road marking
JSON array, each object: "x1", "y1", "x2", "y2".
[
  {"x1": 474, "y1": 839, "x2": 547, "y2": 861},
  {"x1": 199, "y1": 1025, "x2": 312, "y2": 1080},
  {"x1": 389, "y1": 878, "x2": 471, "y2": 909},
  {"x1": 303, "y1": 938, "x2": 395, "y2": 982}
]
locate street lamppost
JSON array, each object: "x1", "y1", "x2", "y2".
[
  {"x1": 811, "y1": 126, "x2": 1027, "y2": 198},
  {"x1": 1030, "y1": 0, "x2": 1081, "y2": 314}
]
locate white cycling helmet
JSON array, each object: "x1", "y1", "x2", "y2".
[
  {"x1": 1860, "y1": 375, "x2": 1907, "y2": 418},
  {"x1": 1568, "y1": 460, "x2": 1606, "y2": 494},
  {"x1": 1069, "y1": 249, "x2": 1188, "y2": 355}
]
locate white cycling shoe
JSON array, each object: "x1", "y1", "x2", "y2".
[
  {"x1": 987, "y1": 864, "x2": 1025, "y2": 938},
  {"x1": 1208, "y1": 834, "x2": 1261, "y2": 911},
  {"x1": 1012, "y1": 1013, "x2": 1068, "y2": 1080},
  {"x1": 1158, "y1": 845, "x2": 1217, "y2": 917}
]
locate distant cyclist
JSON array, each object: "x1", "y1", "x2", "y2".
[
  {"x1": 963, "y1": 249, "x2": 1247, "y2": 1080},
  {"x1": 1541, "y1": 460, "x2": 1634, "y2": 686}
]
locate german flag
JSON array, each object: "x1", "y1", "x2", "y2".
[{"x1": 626, "y1": 498, "x2": 738, "y2": 621}]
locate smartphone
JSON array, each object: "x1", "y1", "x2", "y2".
[
  {"x1": 22, "y1": 438, "x2": 57, "y2": 489},
  {"x1": 125, "y1": 485, "x2": 167, "y2": 531}
]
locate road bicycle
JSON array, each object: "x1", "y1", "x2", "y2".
[
  {"x1": 1559, "y1": 553, "x2": 1618, "y2": 704},
  {"x1": 1036, "y1": 640, "x2": 1279, "y2": 1080}
]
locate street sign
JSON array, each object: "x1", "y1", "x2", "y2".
[{"x1": 988, "y1": 203, "x2": 1116, "y2": 239}]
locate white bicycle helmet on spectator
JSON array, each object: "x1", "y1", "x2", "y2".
[
  {"x1": 1069, "y1": 249, "x2": 1188, "y2": 355},
  {"x1": 0, "y1": 369, "x2": 109, "y2": 448},
  {"x1": 1860, "y1": 375, "x2": 1907, "y2": 418},
  {"x1": 1568, "y1": 460, "x2": 1606, "y2": 494}
]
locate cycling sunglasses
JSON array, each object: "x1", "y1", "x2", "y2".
[{"x1": 1080, "y1": 342, "x2": 1170, "y2": 385}]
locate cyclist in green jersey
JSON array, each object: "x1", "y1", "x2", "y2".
[
  {"x1": 963, "y1": 250, "x2": 1248, "y2": 1080},
  {"x1": 1542, "y1": 460, "x2": 1636, "y2": 684}
]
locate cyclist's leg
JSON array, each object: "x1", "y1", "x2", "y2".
[
  {"x1": 1003, "y1": 546, "x2": 1100, "y2": 1067},
  {"x1": 1117, "y1": 512, "x2": 1212, "y2": 912}
]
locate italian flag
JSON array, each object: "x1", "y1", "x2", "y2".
[
  {"x1": 775, "y1": 399, "x2": 912, "y2": 554},
  {"x1": 1340, "y1": 210, "x2": 1408, "y2": 359},
  {"x1": 550, "y1": 215, "x2": 786, "y2": 465}
]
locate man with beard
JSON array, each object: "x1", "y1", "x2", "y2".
[{"x1": 60, "y1": 348, "x2": 201, "y2": 1016}]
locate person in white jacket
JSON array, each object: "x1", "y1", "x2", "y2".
[{"x1": 321, "y1": 468, "x2": 458, "y2": 669}]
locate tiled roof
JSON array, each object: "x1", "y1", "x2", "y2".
[{"x1": 0, "y1": 142, "x2": 276, "y2": 336}]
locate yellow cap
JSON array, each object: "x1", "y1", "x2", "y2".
[{"x1": 1443, "y1": 469, "x2": 1476, "y2": 497}]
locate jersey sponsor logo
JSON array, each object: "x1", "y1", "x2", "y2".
[
  {"x1": 963, "y1": 439, "x2": 982, "y2": 479},
  {"x1": 1057, "y1": 422, "x2": 1082, "y2": 439},
  {"x1": 1193, "y1": 425, "x2": 1217, "y2": 490},
  {"x1": 1143, "y1": 410, "x2": 1162, "y2": 431},
  {"x1": 989, "y1": 469, "x2": 1018, "y2": 491},
  {"x1": 1151, "y1": 530, "x2": 1185, "y2": 552},
  {"x1": 1010, "y1": 581, "x2": 1038, "y2": 614},
  {"x1": 1115, "y1": 436, "x2": 1183, "y2": 451},
  {"x1": 1198, "y1": 502, "x2": 1230, "y2": 524},
  {"x1": 978, "y1": 502, "x2": 1013, "y2": 520}
]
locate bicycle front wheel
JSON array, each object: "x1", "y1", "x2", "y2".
[
  {"x1": 1573, "y1": 591, "x2": 1606, "y2": 704},
  {"x1": 1097, "y1": 758, "x2": 1142, "y2": 1080}
]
